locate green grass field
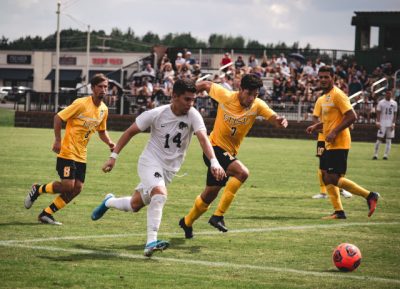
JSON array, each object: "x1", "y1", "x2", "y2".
[
  {"x1": 0, "y1": 127, "x2": 399, "y2": 289},
  {"x1": 0, "y1": 108, "x2": 15, "y2": 127}
]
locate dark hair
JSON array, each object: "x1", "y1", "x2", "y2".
[
  {"x1": 318, "y1": 65, "x2": 334, "y2": 77},
  {"x1": 240, "y1": 74, "x2": 263, "y2": 90},
  {"x1": 173, "y1": 78, "x2": 196, "y2": 96},
  {"x1": 90, "y1": 73, "x2": 108, "y2": 87}
]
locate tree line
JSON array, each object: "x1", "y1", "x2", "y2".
[{"x1": 0, "y1": 28, "x2": 312, "y2": 52}]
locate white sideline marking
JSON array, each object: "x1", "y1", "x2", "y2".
[
  {"x1": 1, "y1": 242, "x2": 399, "y2": 285},
  {"x1": 0, "y1": 221, "x2": 398, "y2": 244}
]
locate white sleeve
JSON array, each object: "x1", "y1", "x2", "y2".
[
  {"x1": 189, "y1": 108, "x2": 207, "y2": 133},
  {"x1": 135, "y1": 109, "x2": 156, "y2": 131}
]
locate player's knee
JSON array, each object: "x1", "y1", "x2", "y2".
[
  {"x1": 60, "y1": 183, "x2": 74, "y2": 194},
  {"x1": 236, "y1": 167, "x2": 249, "y2": 182},
  {"x1": 131, "y1": 206, "x2": 141, "y2": 213},
  {"x1": 322, "y1": 172, "x2": 332, "y2": 185},
  {"x1": 323, "y1": 173, "x2": 338, "y2": 186},
  {"x1": 130, "y1": 198, "x2": 144, "y2": 212}
]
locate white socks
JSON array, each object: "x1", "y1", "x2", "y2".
[
  {"x1": 146, "y1": 194, "x2": 167, "y2": 245},
  {"x1": 374, "y1": 140, "x2": 381, "y2": 157},
  {"x1": 106, "y1": 196, "x2": 133, "y2": 212},
  {"x1": 374, "y1": 139, "x2": 392, "y2": 158},
  {"x1": 384, "y1": 139, "x2": 392, "y2": 157},
  {"x1": 104, "y1": 193, "x2": 168, "y2": 245}
]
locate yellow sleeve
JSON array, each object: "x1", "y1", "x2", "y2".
[
  {"x1": 335, "y1": 90, "x2": 353, "y2": 114},
  {"x1": 209, "y1": 83, "x2": 234, "y2": 103},
  {"x1": 256, "y1": 99, "x2": 276, "y2": 120},
  {"x1": 57, "y1": 99, "x2": 83, "y2": 121},
  {"x1": 313, "y1": 97, "x2": 322, "y2": 118}
]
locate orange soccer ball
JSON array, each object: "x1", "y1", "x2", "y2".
[{"x1": 332, "y1": 243, "x2": 362, "y2": 272}]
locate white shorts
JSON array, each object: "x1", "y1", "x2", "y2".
[
  {"x1": 135, "y1": 159, "x2": 175, "y2": 205},
  {"x1": 377, "y1": 126, "x2": 395, "y2": 139}
]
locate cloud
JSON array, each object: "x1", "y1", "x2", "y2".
[{"x1": 0, "y1": 0, "x2": 397, "y2": 50}]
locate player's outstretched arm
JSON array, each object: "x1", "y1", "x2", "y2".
[
  {"x1": 195, "y1": 130, "x2": 226, "y2": 181},
  {"x1": 98, "y1": 130, "x2": 115, "y2": 151},
  {"x1": 268, "y1": 114, "x2": 288, "y2": 128},
  {"x1": 306, "y1": 122, "x2": 322, "y2": 134},
  {"x1": 102, "y1": 123, "x2": 141, "y2": 173},
  {"x1": 52, "y1": 114, "x2": 63, "y2": 154},
  {"x1": 196, "y1": 81, "x2": 212, "y2": 94}
]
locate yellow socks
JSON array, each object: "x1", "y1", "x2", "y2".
[
  {"x1": 44, "y1": 196, "x2": 67, "y2": 215},
  {"x1": 338, "y1": 178, "x2": 370, "y2": 198},
  {"x1": 184, "y1": 196, "x2": 210, "y2": 226},
  {"x1": 214, "y1": 177, "x2": 242, "y2": 216},
  {"x1": 39, "y1": 182, "x2": 55, "y2": 194},
  {"x1": 326, "y1": 184, "x2": 343, "y2": 211},
  {"x1": 318, "y1": 169, "x2": 326, "y2": 194}
]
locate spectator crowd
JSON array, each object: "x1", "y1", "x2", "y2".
[{"x1": 120, "y1": 50, "x2": 398, "y2": 124}]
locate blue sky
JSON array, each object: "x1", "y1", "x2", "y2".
[{"x1": 1, "y1": 0, "x2": 399, "y2": 50}]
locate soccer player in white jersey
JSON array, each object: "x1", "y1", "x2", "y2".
[
  {"x1": 373, "y1": 90, "x2": 398, "y2": 160},
  {"x1": 91, "y1": 79, "x2": 225, "y2": 257}
]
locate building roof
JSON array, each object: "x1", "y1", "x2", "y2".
[{"x1": 352, "y1": 11, "x2": 400, "y2": 27}]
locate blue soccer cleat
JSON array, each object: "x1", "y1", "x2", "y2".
[
  {"x1": 91, "y1": 193, "x2": 114, "y2": 221},
  {"x1": 143, "y1": 240, "x2": 170, "y2": 257}
]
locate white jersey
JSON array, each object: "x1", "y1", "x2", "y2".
[
  {"x1": 135, "y1": 104, "x2": 206, "y2": 172},
  {"x1": 377, "y1": 99, "x2": 398, "y2": 127}
]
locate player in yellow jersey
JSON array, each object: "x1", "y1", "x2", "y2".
[
  {"x1": 24, "y1": 74, "x2": 115, "y2": 225},
  {"x1": 306, "y1": 66, "x2": 379, "y2": 219},
  {"x1": 179, "y1": 74, "x2": 288, "y2": 238}
]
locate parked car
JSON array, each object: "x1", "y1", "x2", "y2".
[
  {"x1": 6, "y1": 86, "x2": 35, "y2": 103},
  {"x1": 0, "y1": 86, "x2": 12, "y2": 103}
]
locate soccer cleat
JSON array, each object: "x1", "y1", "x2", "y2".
[
  {"x1": 367, "y1": 192, "x2": 380, "y2": 217},
  {"x1": 312, "y1": 193, "x2": 328, "y2": 199},
  {"x1": 321, "y1": 211, "x2": 347, "y2": 220},
  {"x1": 143, "y1": 240, "x2": 170, "y2": 257},
  {"x1": 383, "y1": 156, "x2": 388, "y2": 160},
  {"x1": 340, "y1": 189, "x2": 353, "y2": 198},
  {"x1": 91, "y1": 193, "x2": 114, "y2": 221},
  {"x1": 38, "y1": 211, "x2": 62, "y2": 225},
  {"x1": 372, "y1": 156, "x2": 378, "y2": 160},
  {"x1": 179, "y1": 217, "x2": 193, "y2": 239},
  {"x1": 208, "y1": 215, "x2": 228, "y2": 232},
  {"x1": 24, "y1": 184, "x2": 40, "y2": 209}
]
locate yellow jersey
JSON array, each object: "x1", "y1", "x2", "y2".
[
  {"x1": 317, "y1": 132, "x2": 325, "y2": 142},
  {"x1": 313, "y1": 86, "x2": 352, "y2": 150},
  {"x1": 209, "y1": 83, "x2": 276, "y2": 155},
  {"x1": 57, "y1": 96, "x2": 108, "y2": 163}
]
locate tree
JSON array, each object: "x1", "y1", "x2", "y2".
[
  {"x1": 247, "y1": 40, "x2": 265, "y2": 49},
  {"x1": 142, "y1": 31, "x2": 160, "y2": 45},
  {"x1": 0, "y1": 36, "x2": 9, "y2": 49}
]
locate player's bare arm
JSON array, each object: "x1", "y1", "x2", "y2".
[
  {"x1": 376, "y1": 111, "x2": 381, "y2": 129},
  {"x1": 52, "y1": 114, "x2": 63, "y2": 154},
  {"x1": 195, "y1": 81, "x2": 212, "y2": 94},
  {"x1": 102, "y1": 123, "x2": 141, "y2": 173},
  {"x1": 306, "y1": 122, "x2": 323, "y2": 134},
  {"x1": 98, "y1": 130, "x2": 115, "y2": 151},
  {"x1": 195, "y1": 130, "x2": 226, "y2": 181},
  {"x1": 391, "y1": 111, "x2": 397, "y2": 131},
  {"x1": 268, "y1": 114, "x2": 288, "y2": 128},
  {"x1": 326, "y1": 109, "x2": 357, "y2": 143}
]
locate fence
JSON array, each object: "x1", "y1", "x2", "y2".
[{"x1": 15, "y1": 90, "x2": 397, "y2": 125}]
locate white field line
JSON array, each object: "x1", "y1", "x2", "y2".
[
  {"x1": 1, "y1": 242, "x2": 400, "y2": 285},
  {"x1": 0, "y1": 221, "x2": 398, "y2": 244}
]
